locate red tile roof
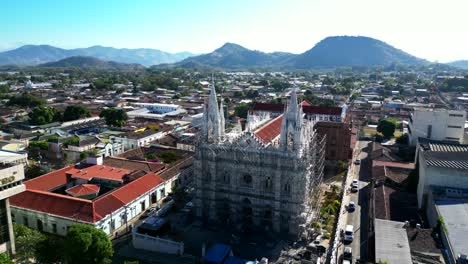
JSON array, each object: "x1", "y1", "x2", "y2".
[
  {"x1": 372, "y1": 160, "x2": 415, "y2": 169},
  {"x1": 252, "y1": 103, "x2": 342, "y2": 116},
  {"x1": 300, "y1": 100, "x2": 312, "y2": 106},
  {"x1": 25, "y1": 165, "x2": 73, "y2": 191},
  {"x1": 94, "y1": 172, "x2": 164, "y2": 219},
  {"x1": 11, "y1": 166, "x2": 165, "y2": 223},
  {"x1": 66, "y1": 165, "x2": 130, "y2": 183},
  {"x1": 10, "y1": 190, "x2": 95, "y2": 222},
  {"x1": 66, "y1": 184, "x2": 100, "y2": 197},
  {"x1": 254, "y1": 115, "x2": 283, "y2": 144}
]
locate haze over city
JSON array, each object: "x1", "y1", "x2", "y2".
[{"x1": 2, "y1": 0, "x2": 468, "y2": 62}]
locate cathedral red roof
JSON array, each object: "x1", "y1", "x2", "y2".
[{"x1": 254, "y1": 115, "x2": 283, "y2": 144}]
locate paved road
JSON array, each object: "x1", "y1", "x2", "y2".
[{"x1": 337, "y1": 140, "x2": 370, "y2": 263}]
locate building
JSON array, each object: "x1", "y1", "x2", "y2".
[
  {"x1": 9, "y1": 160, "x2": 168, "y2": 237},
  {"x1": 416, "y1": 141, "x2": 468, "y2": 208},
  {"x1": 374, "y1": 219, "x2": 413, "y2": 264},
  {"x1": 127, "y1": 103, "x2": 187, "y2": 119},
  {"x1": 426, "y1": 185, "x2": 468, "y2": 264},
  {"x1": 313, "y1": 121, "x2": 351, "y2": 161},
  {"x1": 110, "y1": 129, "x2": 165, "y2": 151},
  {"x1": 0, "y1": 163, "x2": 26, "y2": 254},
  {"x1": 193, "y1": 85, "x2": 325, "y2": 237},
  {"x1": 409, "y1": 108, "x2": 466, "y2": 145}
]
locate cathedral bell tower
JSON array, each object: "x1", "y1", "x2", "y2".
[
  {"x1": 202, "y1": 77, "x2": 225, "y2": 143},
  {"x1": 280, "y1": 87, "x2": 303, "y2": 152}
]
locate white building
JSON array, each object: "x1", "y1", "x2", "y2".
[
  {"x1": 10, "y1": 162, "x2": 169, "y2": 237},
  {"x1": 409, "y1": 108, "x2": 466, "y2": 146},
  {"x1": 0, "y1": 163, "x2": 26, "y2": 254},
  {"x1": 416, "y1": 141, "x2": 468, "y2": 208},
  {"x1": 110, "y1": 129, "x2": 165, "y2": 151}
]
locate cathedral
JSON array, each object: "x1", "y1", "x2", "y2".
[{"x1": 193, "y1": 82, "x2": 325, "y2": 237}]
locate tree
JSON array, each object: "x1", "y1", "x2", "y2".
[
  {"x1": 25, "y1": 165, "x2": 46, "y2": 179},
  {"x1": 63, "y1": 105, "x2": 91, "y2": 121},
  {"x1": 99, "y1": 108, "x2": 128, "y2": 127},
  {"x1": 234, "y1": 103, "x2": 251, "y2": 119},
  {"x1": 65, "y1": 224, "x2": 113, "y2": 264},
  {"x1": 8, "y1": 93, "x2": 45, "y2": 108},
  {"x1": 14, "y1": 224, "x2": 46, "y2": 264},
  {"x1": 0, "y1": 253, "x2": 13, "y2": 264},
  {"x1": 28, "y1": 106, "x2": 62, "y2": 125},
  {"x1": 377, "y1": 118, "x2": 397, "y2": 139}
]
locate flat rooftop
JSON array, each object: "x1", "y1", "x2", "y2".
[
  {"x1": 436, "y1": 200, "x2": 468, "y2": 258},
  {"x1": 374, "y1": 219, "x2": 412, "y2": 264}
]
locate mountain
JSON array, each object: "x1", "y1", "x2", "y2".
[
  {"x1": 172, "y1": 36, "x2": 427, "y2": 70},
  {"x1": 446, "y1": 60, "x2": 468, "y2": 69},
  {"x1": 174, "y1": 43, "x2": 295, "y2": 69},
  {"x1": 291, "y1": 36, "x2": 427, "y2": 69},
  {"x1": 39, "y1": 56, "x2": 145, "y2": 70},
  {"x1": 0, "y1": 45, "x2": 194, "y2": 66}
]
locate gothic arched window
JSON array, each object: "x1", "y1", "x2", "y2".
[
  {"x1": 265, "y1": 177, "x2": 272, "y2": 190},
  {"x1": 284, "y1": 182, "x2": 291, "y2": 194}
]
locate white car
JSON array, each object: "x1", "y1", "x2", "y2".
[
  {"x1": 344, "y1": 225, "x2": 354, "y2": 242},
  {"x1": 351, "y1": 179, "x2": 359, "y2": 188}
]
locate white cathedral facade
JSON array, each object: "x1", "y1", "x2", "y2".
[{"x1": 193, "y1": 83, "x2": 325, "y2": 237}]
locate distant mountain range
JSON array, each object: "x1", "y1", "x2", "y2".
[
  {"x1": 446, "y1": 60, "x2": 468, "y2": 69},
  {"x1": 0, "y1": 36, "x2": 438, "y2": 69},
  {"x1": 0, "y1": 45, "x2": 194, "y2": 66},
  {"x1": 172, "y1": 36, "x2": 428, "y2": 70},
  {"x1": 39, "y1": 56, "x2": 145, "y2": 70}
]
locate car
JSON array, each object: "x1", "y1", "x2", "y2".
[
  {"x1": 348, "y1": 201, "x2": 356, "y2": 212},
  {"x1": 351, "y1": 179, "x2": 359, "y2": 188},
  {"x1": 343, "y1": 246, "x2": 352, "y2": 260},
  {"x1": 342, "y1": 261, "x2": 351, "y2": 264},
  {"x1": 351, "y1": 186, "x2": 359, "y2": 193},
  {"x1": 344, "y1": 225, "x2": 354, "y2": 242},
  {"x1": 354, "y1": 159, "x2": 361, "y2": 165}
]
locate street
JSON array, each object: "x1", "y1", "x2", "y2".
[{"x1": 337, "y1": 140, "x2": 370, "y2": 263}]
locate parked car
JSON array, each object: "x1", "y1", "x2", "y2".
[
  {"x1": 348, "y1": 201, "x2": 356, "y2": 212},
  {"x1": 344, "y1": 225, "x2": 354, "y2": 242},
  {"x1": 351, "y1": 179, "x2": 359, "y2": 188},
  {"x1": 354, "y1": 159, "x2": 361, "y2": 165},
  {"x1": 343, "y1": 246, "x2": 352, "y2": 260},
  {"x1": 351, "y1": 186, "x2": 359, "y2": 193}
]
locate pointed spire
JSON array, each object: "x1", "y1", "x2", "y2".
[{"x1": 202, "y1": 74, "x2": 223, "y2": 143}]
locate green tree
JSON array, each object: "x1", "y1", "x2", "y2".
[
  {"x1": 14, "y1": 224, "x2": 46, "y2": 264},
  {"x1": 99, "y1": 108, "x2": 128, "y2": 127},
  {"x1": 0, "y1": 253, "x2": 13, "y2": 264},
  {"x1": 65, "y1": 224, "x2": 113, "y2": 264},
  {"x1": 234, "y1": 103, "x2": 251, "y2": 119},
  {"x1": 377, "y1": 118, "x2": 397, "y2": 139},
  {"x1": 28, "y1": 106, "x2": 62, "y2": 125},
  {"x1": 25, "y1": 165, "x2": 46, "y2": 179},
  {"x1": 8, "y1": 93, "x2": 45, "y2": 108},
  {"x1": 63, "y1": 105, "x2": 91, "y2": 121}
]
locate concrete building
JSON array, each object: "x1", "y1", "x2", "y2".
[
  {"x1": 314, "y1": 121, "x2": 351, "y2": 161},
  {"x1": 416, "y1": 141, "x2": 468, "y2": 208},
  {"x1": 110, "y1": 129, "x2": 165, "y2": 151},
  {"x1": 193, "y1": 85, "x2": 325, "y2": 237},
  {"x1": 374, "y1": 219, "x2": 413, "y2": 264},
  {"x1": 409, "y1": 108, "x2": 466, "y2": 145},
  {"x1": 426, "y1": 185, "x2": 468, "y2": 264},
  {"x1": 9, "y1": 161, "x2": 168, "y2": 237},
  {"x1": 0, "y1": 163, "x2": 26, "y2": 254}
]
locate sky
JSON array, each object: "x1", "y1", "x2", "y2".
[{"x1": 2, "y1": 0, "x2": 468, "y2": 62}]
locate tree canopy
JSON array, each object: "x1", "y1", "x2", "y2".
[
  {"x1": 8, "y1": 93, "x2": 45, "y2": 108},
  {"x1": 63, "y1": 105, "x2": 91, "y2": 121},
  {"x1": 234, "y1": 102, "x2": 252, "y2": 119},
  {"x1": 65, "y1": 224, "x2": 113, "y2": 264},
  {"x1": 377, "y1": 118, "x2": 397, "y2": 139},
  {"x1": 99, "y1": 108, "x2": 128, "y2": 127},
  {"x1": 28, "y1": 106, "x2": 62, "y2": 125}
]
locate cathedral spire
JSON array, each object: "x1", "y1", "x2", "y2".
[
  {"x1": 280, "y1": 86, "x2": 302, "y2": 151},
  {"x1": 202, "y1": 75, "x2": 224, "y2": 143}
]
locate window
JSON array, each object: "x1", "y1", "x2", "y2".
[
  {"x1": 449, "y1": 114, "x2": 463, "y2": 117},
  {"x1": 243, "y1": 174, "x2": 252, "y2": 185},
  {"x1": 140, "y1": 201, "x2": 146, "y2": 211},
  {"x1": 448, "y1": 125, "x2": 462, "y2": 129},
  {"x1": 446, "y1": 137, "x2": 459, "y2": 140},
  {"x1": 427, "y1": 125, "x2": 432, "y2": 139},
  {"x1": 11, "y1": 214, "x2": 15, "y2": 223},
  {"x1": 23, "y1": 217, "x2": 28, "y2": 227},
  {"x1": 265, "y1": 177, "x2": 272, "y2": 190},
  {"x1": 110, "y1": 219, "x2": 115, "y2": 231},
  {"x1": 52, "y1": 223, "x2": 57, "y2": 233},
  {"x1": 284, "y1": 183, "x2": 291, "y2": 194}
]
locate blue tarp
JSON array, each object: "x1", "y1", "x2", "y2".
[{"x1": 203, "y1": 244, "x2": 232, "y2": 264}]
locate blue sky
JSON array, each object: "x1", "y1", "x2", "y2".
[{"x1": 2, "y1": 0, "x2": 468, "y2": 62}]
